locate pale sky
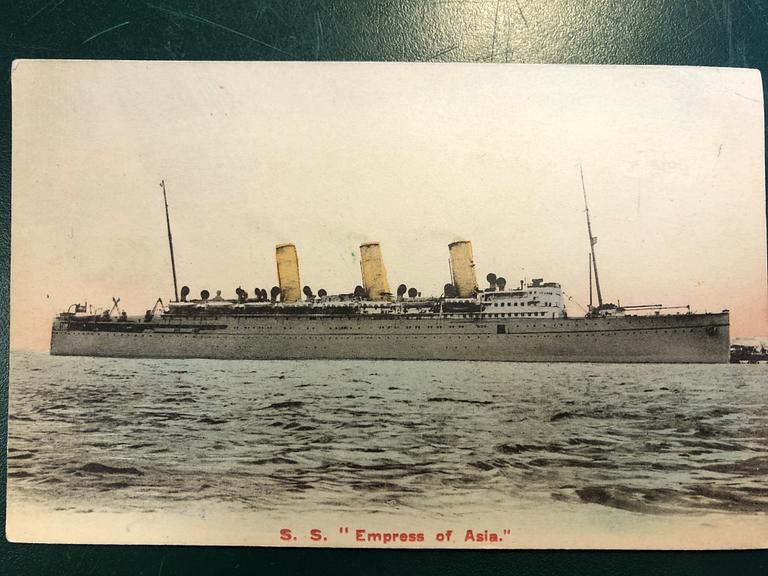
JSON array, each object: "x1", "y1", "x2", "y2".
[{"x1": 10, "y1": 60, "x2": 766, "y2": 350}]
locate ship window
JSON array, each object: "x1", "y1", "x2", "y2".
[{"x1": 497, "y1": 325, "x2": 506, "y2": 334}]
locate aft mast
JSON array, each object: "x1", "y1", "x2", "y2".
[
  {"x1": 160, "y1": 180, "x2": 180, "y2": 303},
  {"x1": 580, "y1": 165, "x2": 603, "y2": 309},
  {"x1": 588, "y1": 252, "x2": 593, "y2": 310}
]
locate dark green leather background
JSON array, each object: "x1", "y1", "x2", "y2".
[{"x1": 1, "y1": 1, "x2": 766, "y2": 574}]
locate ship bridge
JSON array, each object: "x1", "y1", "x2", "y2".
[{"x1": 476, "y1": 278, "x2": 566, "y2": 320}]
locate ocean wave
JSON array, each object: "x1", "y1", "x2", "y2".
[{"x1": 7, "y1": 352, "x2": 768, "y2": 517}]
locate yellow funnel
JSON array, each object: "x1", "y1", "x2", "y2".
[
  {"x1": 276, "y1": 243, "x2": 301, "y2": 303},
  {"x1": 449, "y1": 240, "x2": 478, "y2": 298},
  {"x1": 360, "y1": 242, "x2": 390, "y2": 301}
]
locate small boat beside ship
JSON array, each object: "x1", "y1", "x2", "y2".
[{"x1": 730, "y1": 343, "x2": 768, "y2": 364}]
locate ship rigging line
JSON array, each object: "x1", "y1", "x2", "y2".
[
  {"x1": 562, "y1": 291, "x2": 588, "y2": 314},
  {"x1": 580, "y1": 165, "x2": 603, "y2": 308},
  {"x1": 160, "y1": 180, "x2": 180, "y2": 303}
]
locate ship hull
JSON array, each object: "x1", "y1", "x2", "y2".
[{"x1": 50, "y1": 312, "x2": 730, "y2": 363}]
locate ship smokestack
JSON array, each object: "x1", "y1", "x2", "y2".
[
  {"x1": 359, "y1": 242, "x2": 391, "y2": 301},
  {"x1": 275, "y1": 243, "x2": 301, "y2": 303},
  {"x1": 448, "y1": 241, "x2": 478, "y2": 298}
]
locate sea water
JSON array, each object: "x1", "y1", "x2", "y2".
[{"x1": 6, "y1": 351, "x2": 768, "y2": 524}]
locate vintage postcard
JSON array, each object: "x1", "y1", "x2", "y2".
[{"x1": 7, "y1": 60, "x2": 767, "y2": 548}]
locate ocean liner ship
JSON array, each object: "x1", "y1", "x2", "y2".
[{"x1": 49, "y1": 181, "x2": 730, "y2": 363}]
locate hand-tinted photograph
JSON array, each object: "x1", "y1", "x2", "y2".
[{"x1": 7, "y1": 60, "x2": 767, "y2": 548}]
